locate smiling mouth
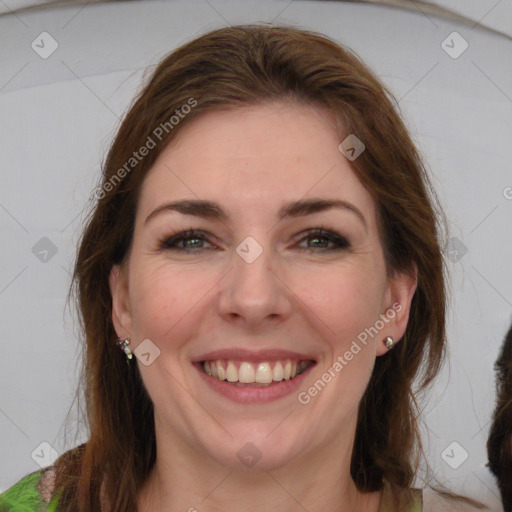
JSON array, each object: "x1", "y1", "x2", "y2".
[{"x1": 199, "y1": 359, "x2": 316, "y2": 387}]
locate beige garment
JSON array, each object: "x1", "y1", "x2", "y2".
[
  {"x1": 379, "y1": 480, "x2": 422, "y2": 512},
  {"x1": 422, "y1": 486, "x2": 504, "y2": 512}
]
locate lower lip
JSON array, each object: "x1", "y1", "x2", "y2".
[{"x1": 194, "y1": 362, "x2": 316, "y2": 404}]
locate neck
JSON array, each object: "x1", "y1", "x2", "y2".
[{"x1": 137, "y1": 416, "x2": 382, "y2": 512}]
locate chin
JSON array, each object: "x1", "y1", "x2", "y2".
[{"x1": 203, "y1": 430, "x2": 302, "y2": 472}]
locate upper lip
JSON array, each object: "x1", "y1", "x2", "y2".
[{"x1": 191, "y1": 348, "x2": 318, "y2": 363}]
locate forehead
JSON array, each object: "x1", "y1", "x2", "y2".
[{"x1": 137, "y1": 101, "x2": 377, "y2": 226}]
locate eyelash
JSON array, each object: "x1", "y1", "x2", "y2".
[{"x1": 158, "y1": 227, "x2": 350, "y2": 254}]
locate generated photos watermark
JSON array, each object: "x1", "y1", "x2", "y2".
[
  {"x1": 297, "y1": 302, "x2": 403, "y2": 405},
  {"x1": 91, "y1": 97, "x2": 197, "y2": 201}
]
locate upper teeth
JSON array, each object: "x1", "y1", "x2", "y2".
[{"x1": 203, "y1": 360, "x2": 311, "y2": 383}]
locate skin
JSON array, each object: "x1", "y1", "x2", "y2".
[{"x1": 109, "y1": 99, "x2": 417, "y2": 512}]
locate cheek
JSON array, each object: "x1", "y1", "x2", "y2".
[
  {"x1": 299, "y1": 267, "x2": 381, "y2": 407},
  {"x1": 128, "y1": 260, "x2": 222, "y2": 346},
  {"x1": 128, "y1": 264, "x2": 186, "y2": 341},
  {"x1": 294, "y1": 263, "x2": 384, "y2": 347}
]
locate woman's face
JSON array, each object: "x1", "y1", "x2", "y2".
[{"x1": 110, "y1": 100, "x2": 416, "y2": 471}]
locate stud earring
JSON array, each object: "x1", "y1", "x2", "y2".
[
  {"x1": 384, "y1": 336, "x2": 395, "y2": 350},
  {"x1": 116, "y1": 338, "x2": 133, "y2": 362}
]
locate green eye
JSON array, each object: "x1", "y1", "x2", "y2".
[
  {"x1": 159, "y1": 228, "x2": 350, "y2": 254},
  {"x1": 296, "y1": 228, "x2": 350, "y2": 251}
]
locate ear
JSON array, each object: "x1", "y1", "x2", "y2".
[
  {"x1": 376, "y1": 263, "x2": 418, "y2": 356},
  {"x1": 109, "y1": 263, "x2": 133, "y2": 339}
]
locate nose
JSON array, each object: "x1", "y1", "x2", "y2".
[{"x1": 217, "y1": 240, "x2": 292, "y2": 329}]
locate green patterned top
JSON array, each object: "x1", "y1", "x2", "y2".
[
  {"x1": 0, "y1": 470, "x2": 421, "y2": 511},
  {"x1": 0, "y1": 470, "x2": 61, "y2": 512}
]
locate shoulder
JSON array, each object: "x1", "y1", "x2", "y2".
[
  {"x1": 380, "y1": 480, "x2": 422, "y2": 512},
  {"x1": 0, "y1": 467, "x2": 57, "y2": 512},
  {"x1": 380, "y1": 482, "x2": 503, "y2": 512},
  {"x1": 422, "y1": 486, "x2": 504, "y2": 512}
]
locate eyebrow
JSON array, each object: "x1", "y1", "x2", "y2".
[{"x1": 144, "y1": 198, "x2": 368, "y2": 232}]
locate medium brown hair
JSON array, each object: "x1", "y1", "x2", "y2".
[{"x1": 50, "y1": 23, "x2": 479, "y2": 511}]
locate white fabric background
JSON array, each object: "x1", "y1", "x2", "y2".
[{"x1": 0, "y1": 1, "x2": 511, "y2": 510}]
